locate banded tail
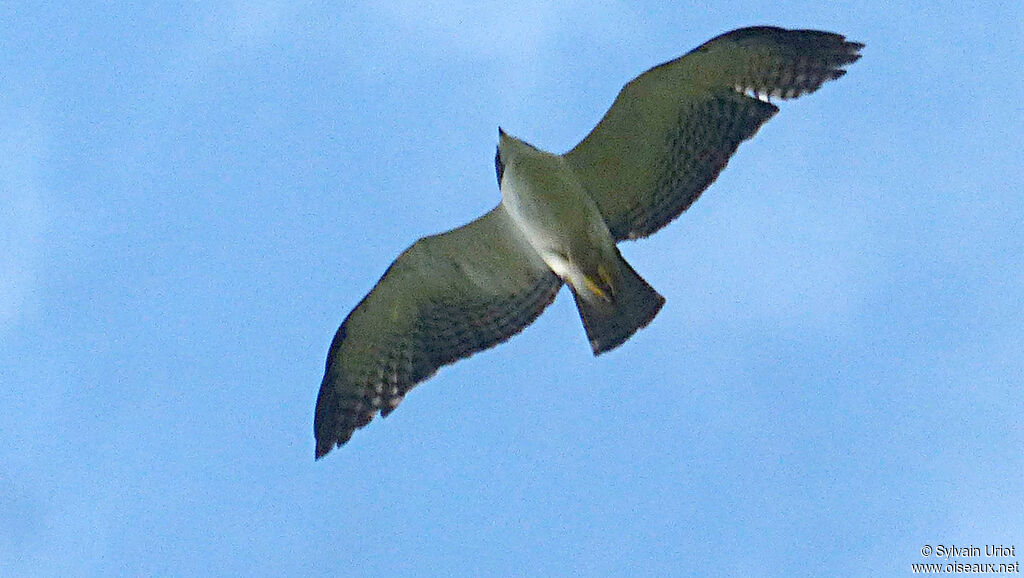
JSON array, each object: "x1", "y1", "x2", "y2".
[{"x1": 570, "y1": 250, "x2": 665, "y2": 355}]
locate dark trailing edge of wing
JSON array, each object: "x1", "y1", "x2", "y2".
[{"x1": 314, "y1": 220, "x2": 562, "y2": 458}]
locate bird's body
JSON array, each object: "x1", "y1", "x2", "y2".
[
  {"x1": 497, "y1": 130, "x2": 654, "y2": 340},
  {"x1": 497, "y1": 132, "x2": 638, "y2": 315},
  {"x1": 498, "y1": 134, "x2": 609, "y2": 283},
  {"x1": 313, "y1": 26, "x2": 863, "y2": 458}
]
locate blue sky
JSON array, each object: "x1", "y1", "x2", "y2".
[{"x1": 2, "y1": 2, "x2": 1022, "y2": 576}]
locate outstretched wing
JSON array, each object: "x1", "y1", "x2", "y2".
[
  {"x1": 565, "y1": 26, "x2": 863, "y2": 241},
  {"x1": 314, "y1": 205, "x2": 561, "y2": 457}
]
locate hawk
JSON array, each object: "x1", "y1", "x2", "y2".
[{"x1": 314, "y1": 26, "x2": 863, "y2": 458}]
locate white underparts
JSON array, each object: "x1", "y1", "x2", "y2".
[
  {"x1": 501, "y1": 188, "x2": 586, "y2": 292},
  {"x1": 539, "y1": 250, "x2": 572, "y2": 280},
  {"x1": 497, "y1": 139, "x2": 613, "y2": 298}
]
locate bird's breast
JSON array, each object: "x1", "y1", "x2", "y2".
[{"x1": 499, "y1": 155, "x2": 612, "y2": 280}]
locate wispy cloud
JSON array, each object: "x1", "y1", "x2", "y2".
[
  {"x1": 191, "y1": 0, "x2": 297, "y2": 54},
  {"x1": 155, "y1": 1, "x2": 300, "y2": 84},
  {"x1": 371, "y1": 0, "x2": 561, "y2": 59},
  {"x1": 366, "y1": 0, "x2": 638, "y2": 61},
  {"x1": 0, "y1": 103, "x2": 47, "y2": 336}
]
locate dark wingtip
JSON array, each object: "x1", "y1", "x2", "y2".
[
  {"x1": 314, "y1": 365, "x2": 360, "y2": 461},
  {"x1": 314, "y1": 432, "x2": 333, "y2": 460},
  {"x1": 315, "y1": 435, "x2": 332, "y2": 459},
  {"x1": 315, "y1": 429, "x2": 355, "y2": 460}
]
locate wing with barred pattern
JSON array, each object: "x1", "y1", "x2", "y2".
[
  {"x1": 566, "y1": 26, "x2": 863, "y2": 241},
  {"x1": 314, "y1": 205, "x2": 561, "y2": 458}
]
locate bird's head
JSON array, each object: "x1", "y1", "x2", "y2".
[{"x1": 495, "y1": 127, "x2": 540, "y2": 187}]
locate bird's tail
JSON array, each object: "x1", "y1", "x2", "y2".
[{"x1": 570, "y1": 250, "x2": 665, "y2": 355}]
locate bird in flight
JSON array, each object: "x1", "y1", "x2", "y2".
[{"x1": 314, "y1": 26, "x2": 863, "y2": 458}]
